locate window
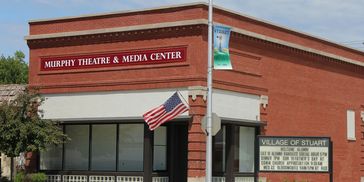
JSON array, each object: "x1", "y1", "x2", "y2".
[
  {"x1": 40, "y1": 144, "x2": 63, "y2": 170},
  {"x1": 118, "y1": 124, "x2": 144, "y2": 171},
  {"x1": 347, "y1": 110, "x2": 356, "y2": 140},
  {"x1": 153, "y1": 126, "x2": 167, "y2": 171},
  {"x1": 64, "y1": 125, "x2": 90, "y2": 170},
  {"x1": 40, "y1": 123, "x2": 169, "y2": 173},
  {"x1": 91, "y1": 125, "x2": 117, "y2": 171},
  {"x1": 212, "y1": 125, "x2": 256, "y2": 175},
  {"x1": 213, "y1": 126, "x2": 226, "y2": 172},
  {"x1": 236, "y1": 126, "x2": 255, "y2": 173}
]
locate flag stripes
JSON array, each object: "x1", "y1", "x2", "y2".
[{"x1": 143, "y1": 92, "x2": 189, "y2": 130}]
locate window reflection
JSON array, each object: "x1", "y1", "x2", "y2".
[
  {"x1": 153, "y1": 126, "x2": 167, "y2": 171},
  {"x1": 118, "y1": 124, "x2": 144, "y2": 171},
  {"x1": 91, "y1": 125, "x2": 117, "y2": 171},
  {"x1": 64, "y1": 125, "x2": 89, "y2": 170},
  {"x1": 213, "y1": 126, "x2": 226, "y2": 172},
  {"x1": 236, "y1": 126, "x2": 255, "y2": 172},
  {"x1": 40, "y1": 144, "x2": 62, "y2": 170}
]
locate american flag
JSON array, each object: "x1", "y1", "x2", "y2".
[{"x1": 143, "y1": 92, "x2": 189, "y2": 131}]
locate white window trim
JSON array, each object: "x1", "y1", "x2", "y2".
[{"x1": 347, "y1": 110, "x2": 356, "y2": 141}]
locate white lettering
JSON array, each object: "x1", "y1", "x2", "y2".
[
  {"x1": 44, "y1": 59, "x2": 75, "y2": 68},
  {"x1": 78, "y1": 57, "x2": 110, "y2": 66},
  {"x1": 175, "y1": 51, "x2": 182, "y2": 59},
  {"x1": 150, "y1": 51, "x2": 182, "y2": 61},
  {"x1": 45, "y1": 61, "x2": 51, "y2": 68},
  {"x1": 122, "y1": 54, "x2": 148, "y2": 63}
]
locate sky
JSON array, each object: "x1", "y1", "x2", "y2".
[{"x1": 1, "y1": 0, "x2": 364, "y2": 60}]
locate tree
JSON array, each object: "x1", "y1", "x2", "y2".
[
  {"x1": 0, "y1": 87, "x2": 68, "y2": 180},
  {"x1": 0, "y1": 51, "x2": 28, "y2": 84}
]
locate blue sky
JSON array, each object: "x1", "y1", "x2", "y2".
[{"x1": 1, "y1": 0, "x2": 364, "y2": 60}]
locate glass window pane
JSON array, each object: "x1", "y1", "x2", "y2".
[
  {"x1": 40, "y1": 144, "x2": 63, "y2": 170},
  {"x1": 153, "y1": 126, "x2": 167, "y2": 171},
  {"x1": 238, "y1": 126, "x2": 255, "y2": 172},
  {"x1": 64, "y1": 125, "x2": 89, "y2": 170},
  {"x1": 91, "y1": 125, "x2": 117, "y2": 171},
  {"x1": 154, "y1": 127, "x2": 167, "y2": 145},
  {"x1": 213, "y1": 126, "x2": 225, "y2": 172},
  {"x1": 118, "y1": 124, "x2": 144, "y2": 171}
]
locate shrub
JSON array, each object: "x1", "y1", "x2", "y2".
[
  {"x1": 14, "y1": 172, "x2": 25, "y2": 182},
  {"x1": 30, "y1": 173, "x2": 47, "y2": 182}
]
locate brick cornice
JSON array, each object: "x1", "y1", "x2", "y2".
[
  {"x1": 27, "y1": 18, "x2": 364, "y2": 68},
  {"x1": 27, "y1": 24, "x2": 203, "y2": 49}
]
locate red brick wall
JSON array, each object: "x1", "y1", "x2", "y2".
[
  {"x1": 29, "y1": 29, "x2": 206, "y2": 94},
  {"x1": 253, "y1": 41, "x2": 364, "y2": 181}
]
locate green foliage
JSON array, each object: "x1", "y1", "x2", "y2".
[
  {"x1": 0, "y1": 88, "x2": 68, "y2": 157},
  {"x1": 14, "y1": 172, "x2": 47, "y2": 182},
  {"x1": 14, "y1": 172, "x2": 26, "y2": 182},
  {"x1": 0, "y1": 51, "x2": 28, "y2": 84},
  {"x1": 29, "y1": 173, "x2": 47, "y2": 182}
]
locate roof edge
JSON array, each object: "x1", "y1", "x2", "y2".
[
  {"x1": 25, "y1": 19, "x2": 207, "y2": 40},
  {"x1": 25, "y1": 19, "x2": 364, "y2": 68},
  {"x1": 28, "y1": 2, "x2": 208, "y2": 23},
  {"x1": 212, "y1": 5, "x2": 364, "y2": 55},
  {"x1": 27, "y1": 2, "x2": 364, "y2": 55}
]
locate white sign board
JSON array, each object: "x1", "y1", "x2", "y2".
[{"x1": 258, "y1": 136, "x2": 331, "y2": 172}]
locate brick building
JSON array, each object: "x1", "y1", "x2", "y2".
[{"x1": 25, "y1": 3, "x2": 364, "y2": 182}]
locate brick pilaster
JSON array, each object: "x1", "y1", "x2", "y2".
[{"x1": 187, "y1": 89, "x2": 207, "y2": 179}]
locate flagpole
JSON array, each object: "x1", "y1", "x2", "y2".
[{"x1": 206, "y1": 0, "x2": 213, "y2": 181}]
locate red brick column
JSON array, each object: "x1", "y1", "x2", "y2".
[{"x1": 187, "y1": 87, "x2": 207, "y2": 182}]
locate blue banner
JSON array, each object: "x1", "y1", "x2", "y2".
[{"x1": 213, "y1": 25, "x2": 232, "y2": 70}]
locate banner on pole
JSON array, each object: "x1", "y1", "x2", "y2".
[{"x1": 213, "y1": 25, "x2": 232, "y2": 70}]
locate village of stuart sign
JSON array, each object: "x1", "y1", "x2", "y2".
[
  {"x1": 258, "y1": 136, "x2": 331, "y2": 173},
  {"x1": 40, "y1": 46, "x2": 186, "y2": 71}
]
